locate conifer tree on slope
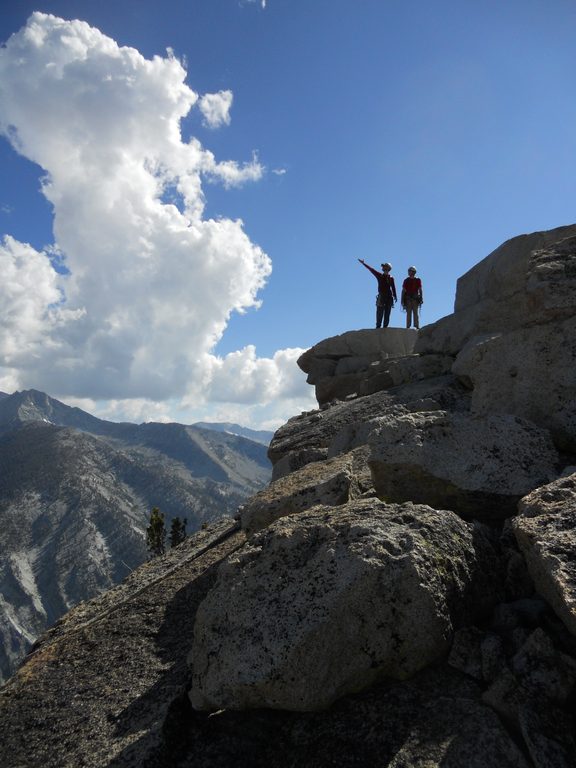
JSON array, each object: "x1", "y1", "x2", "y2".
[
  {"x1": 146, "y1": 507, "x2": 166, "y2": 557},
  {"x1": 170, "y1": 517, "x2": 187, "y2": 548}
]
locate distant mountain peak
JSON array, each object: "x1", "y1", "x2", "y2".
[
  {"x1": 0, "y1": 389, "x2": 127, "y2": 437},
  {"x1": 194, "y1": 421, "x2": 274, "y2": 446}
]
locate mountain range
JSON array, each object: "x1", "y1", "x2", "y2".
[
  {"x1": 0, "y1": 389, "x2": 272, "y2": 683},
  {"x1": 192, "y1": 421, "x2": 274, "y2": 446}
]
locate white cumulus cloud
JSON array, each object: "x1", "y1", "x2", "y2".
[
  {"x1": 204, "y1": 346, "x2": 309, "y2": 404},
  {"x1": 198, "y1": 90, "x2": 233, "y2": 129},
  {"x1": 0, "y1": 235, "x2": 66, "y2": 363},
  {"x1": 0, "y1": 13, "x2": 311, "y2": 425}
]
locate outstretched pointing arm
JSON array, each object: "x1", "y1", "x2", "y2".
[{"x1": 358, "y1": 259, "x2": 379, "y2": 278}]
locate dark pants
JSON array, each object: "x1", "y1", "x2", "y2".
[{"x1": 376, "y1": 295, "x2": 393, "y2": 328}]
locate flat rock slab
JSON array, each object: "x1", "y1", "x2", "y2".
[
  {"x1": 240, "y1": 455, "x2": 355, "y2": 535},
  {"x1": 513, "y1": 473, "x2": 576, "y2": 637},
  {"x1": 368, "y1": 411, "x2": 558, "y2": 522},
  {"x1": 190, "y1": 499, "x2": 499, "y2": 712},
  {"x1": 298, "y1": 328, "x2": 418, "y2": 373}
]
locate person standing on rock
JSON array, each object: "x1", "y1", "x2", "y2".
[
  {"x1": 401, "y1": 266, "x2": 423, "y2": 329},
  {"x1": 358, "y1": 259, "x2": 397, "y2": 328}
]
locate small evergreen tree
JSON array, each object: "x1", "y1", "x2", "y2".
[
  {"x1": 146, "y1": 507, "x2": 166, "y2": 557},
  {"x1": 169, "y1": 516, "x2": 187, "y2": 548}
]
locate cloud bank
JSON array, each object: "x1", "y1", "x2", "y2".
[{"x1": 0, "y1": 13, "x2": 313, "y2": 425}]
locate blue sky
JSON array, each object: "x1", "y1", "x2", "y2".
[{"x1": 1, "y1": 0, "x2": 576, "y2": 427}]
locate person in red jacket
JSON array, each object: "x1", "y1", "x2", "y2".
[
  {"x1": 401, "y1": 266, "x2": 423, "y2": 329},
  {"x1": 358, "y1": 259, "x2": 397, "y2": 328}
]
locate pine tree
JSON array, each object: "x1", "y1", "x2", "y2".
[
  {"x1": 169, "y1": 516, "x2": 187, "y2": 548},
  {"x1": 146, "y1": 507, "x2": 166, "y2": 557}
]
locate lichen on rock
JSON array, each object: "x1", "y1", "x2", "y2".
[{"x1": 190, "y1": 499, "x2": 500, "y2": 712}]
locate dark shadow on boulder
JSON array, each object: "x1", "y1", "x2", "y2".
[{"x1": 151, "y1": 666, "x2": 530, "y2": 768}]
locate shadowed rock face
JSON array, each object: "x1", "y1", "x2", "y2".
[
  {"x1": 513, "y1": 472, "x2": 576, "y2": 638},
  {"x1": 297, "y1": 328, "x2": 419, "y2": 405},
  {"x1": 0, "y1": 519, "x2": 246, "y2": 768},
  {"x1": 181, "y1": 666, "x2": 532, "y2": 768}
]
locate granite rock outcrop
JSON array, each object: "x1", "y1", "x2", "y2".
[
  {"x1": 2, "y1": 225, "x2": 576, "y2": 767},
  {"x1": 188, "y1": 224, "x2": 576, "y2": 760}
]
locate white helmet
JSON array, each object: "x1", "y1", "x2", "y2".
[
  {"x1": 408, "y1": 266, "x2": 417, "y2": 273},
  {"x1": 381, "y1": 262, "x2": 392, "y2": 271}
]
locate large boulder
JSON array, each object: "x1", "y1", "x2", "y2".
[
  {"x1": 512, "y1": 473, "x2": 576, "y2": 638},
  {"x1": 368, "y1": 411, "x2": 558, "y2": 521},
  {"x1": 416, "y1": 225, "x2": 576, "y2": 357},
  {"x1": 452, "y1": 317, "x2": 576, "y2": 451},
  {"x1": 189, "y1": 499, "x2": 500, "y2": 712}
]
